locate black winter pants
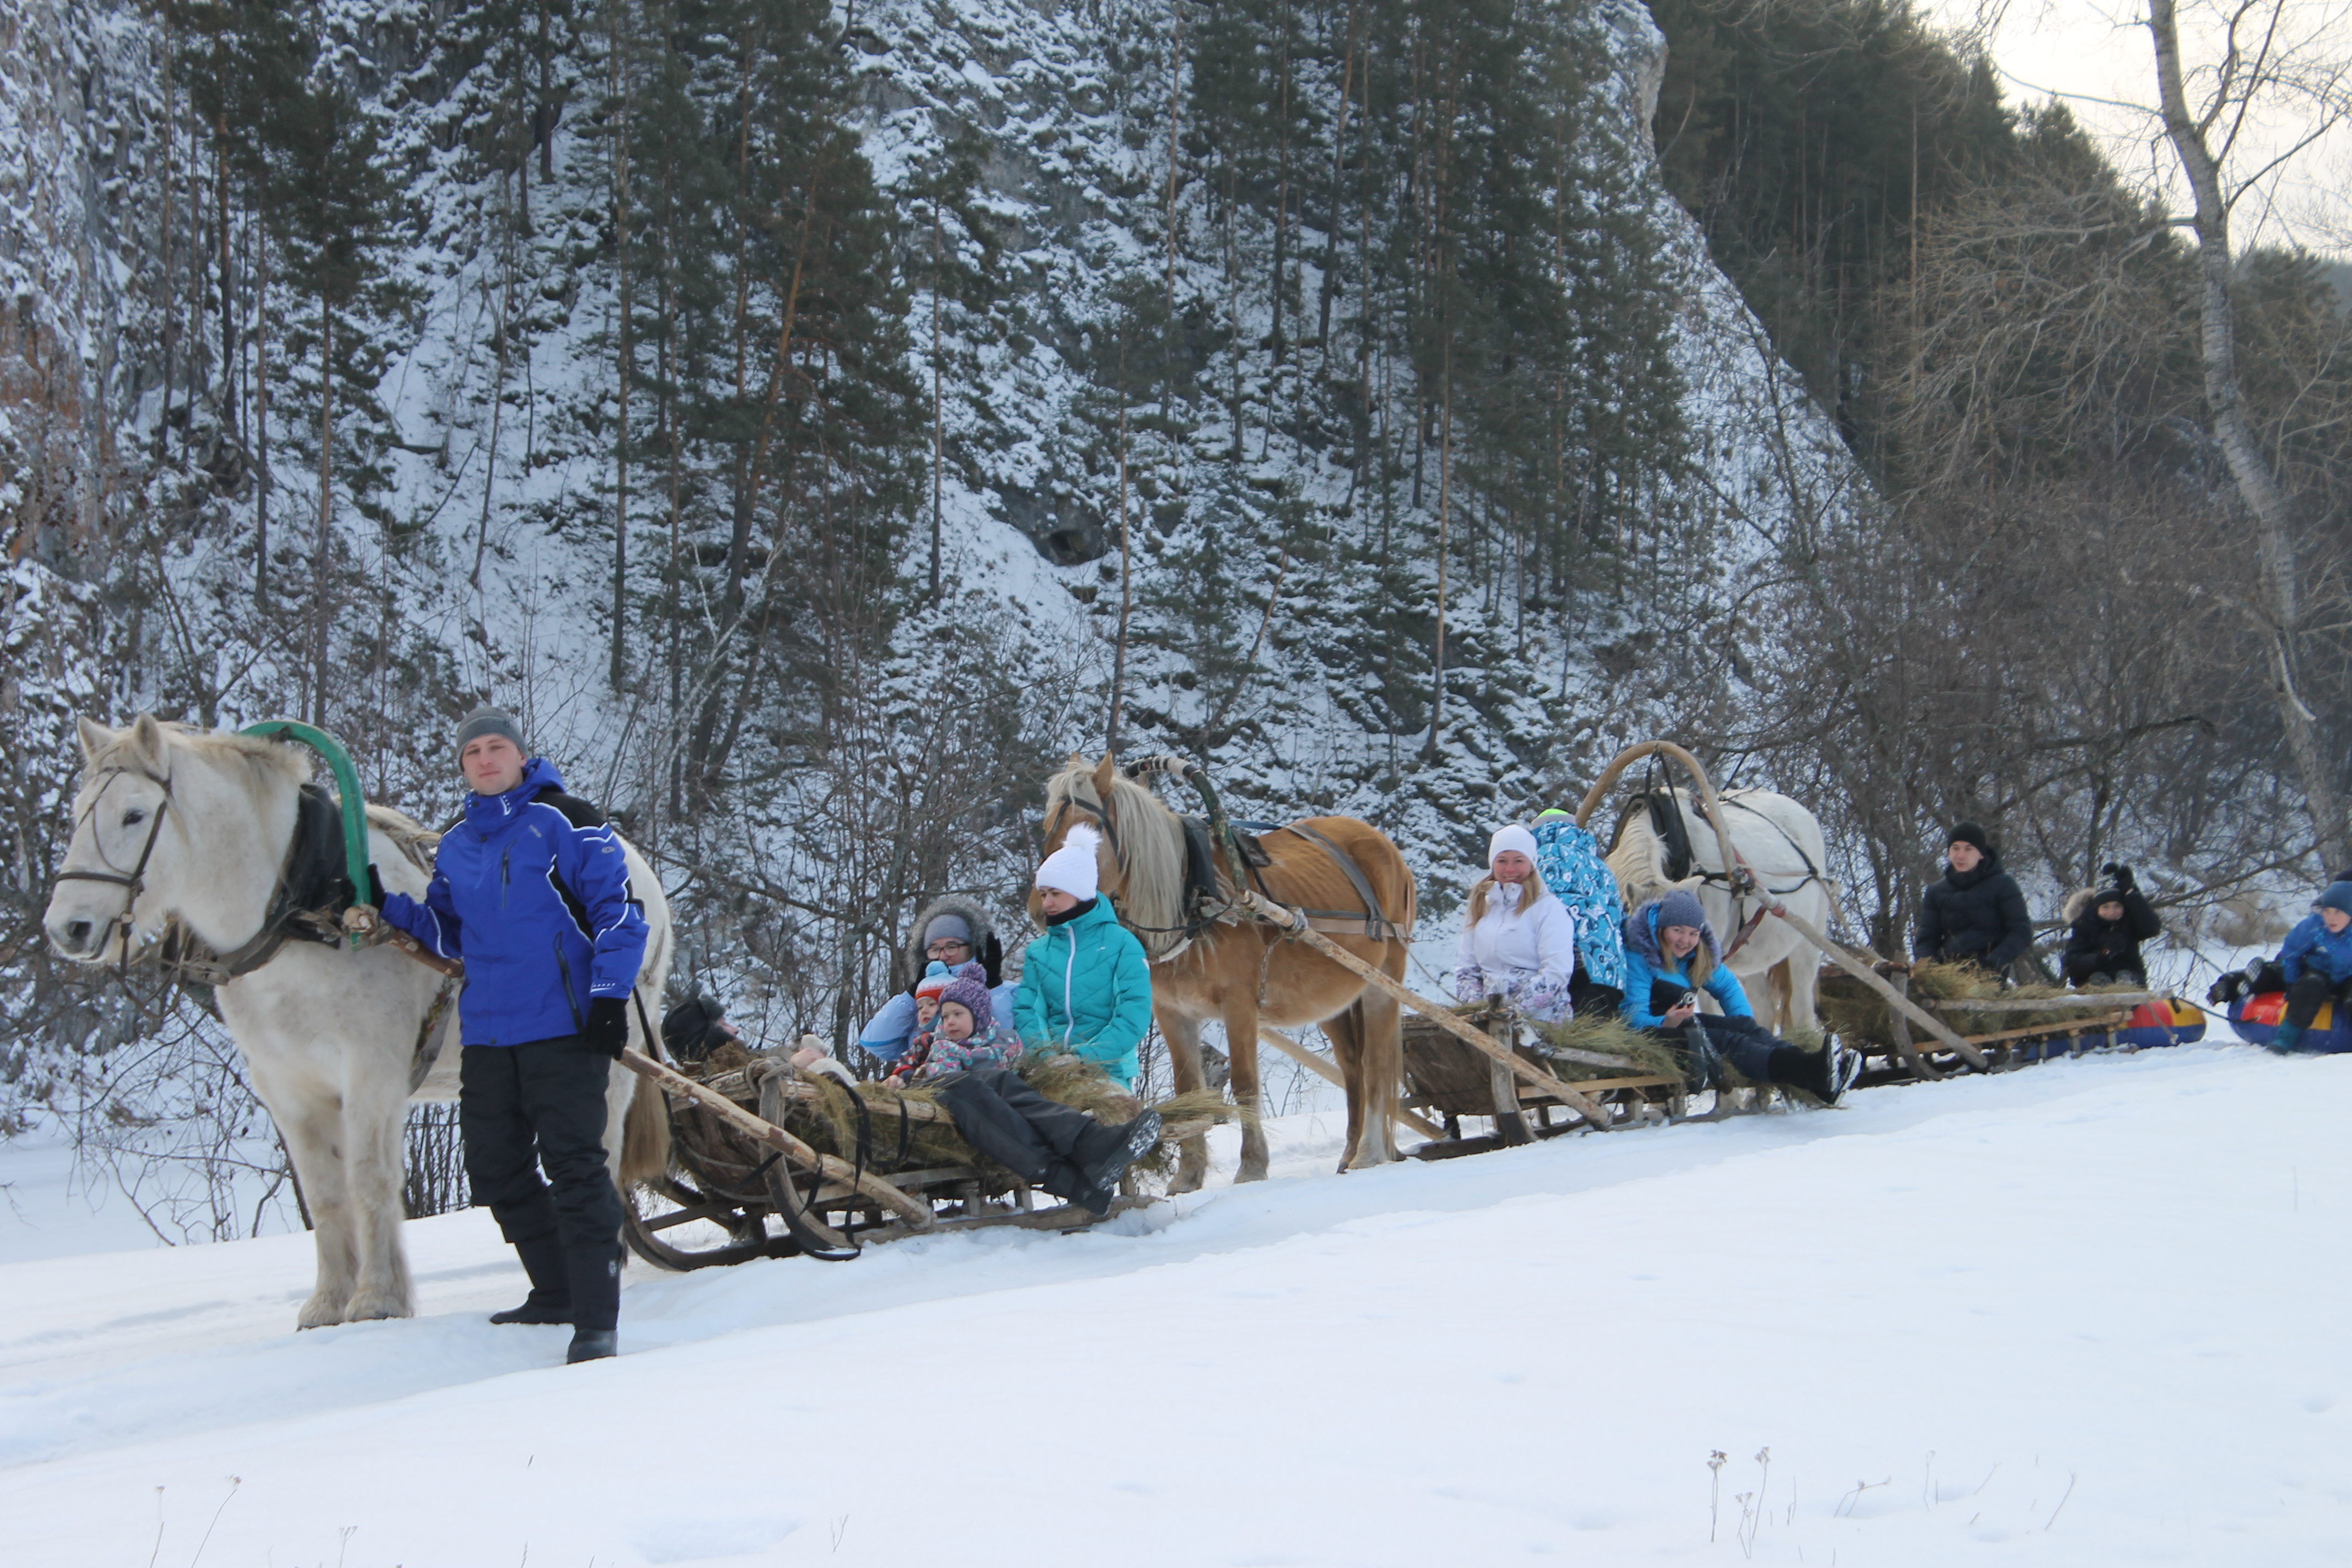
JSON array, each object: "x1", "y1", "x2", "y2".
[
  {"x1": 2064, "y1": 952, "x2": 2146, "y2": 987},
  {"x1": 461, "y1": 1041, "x2": 624, "y2": 1330},
  {"x1": 2283, "y1": 973, "x2": 2352, "y2": 1032},
  {"x1": 933, "y1": 1069, "x2": 1125, "y2": 1200},
  {"x1": 1656, "y1": 1014, "x2": 1811, "y2": 1091}
]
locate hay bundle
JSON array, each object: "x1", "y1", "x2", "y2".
[
  {"x1": 1532, "y1": 1011, "x2": 1682, "y2": 1079},
  {"x1": 1818, "y1": 961, "x2": 2141, "y2": 1049}
]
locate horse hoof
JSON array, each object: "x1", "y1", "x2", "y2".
[
  {"x1": 296, "y1": 1295, "x2": 348, "y2": 1330},
  {"x1": 342, "y1": 1291, "x2": 413, "y2": 1323},
  {"x1": 1234, "y1": 1163, "x2": 1269, "y2": 1184}
]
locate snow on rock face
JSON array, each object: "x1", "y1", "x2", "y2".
[{"x1": 0, "y1": 1045, "x2": 2343, "y2": 1564}]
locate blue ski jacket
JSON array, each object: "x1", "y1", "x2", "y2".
[
  {"x1": 1012, "y1": 896, "x2": 1153, "y2": 1087},
  {"x1": 2280, "y1": 912, "x2": 2352, "y2": 987},
  {"x1": 381, "y1": 758, "x2": 649, "y2": 1048},
  {"x1": 1618, "y1": 901, "x2": 1753, "y2": 1030}
]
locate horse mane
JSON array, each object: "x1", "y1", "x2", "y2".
[
  {"x1": 1043, "y1": 760, "x2": 1189, "y2": 960},
  {"x1": 1606, "y1": 805, "x2": 1685, "y2": 914},
  {"x1": 88, "y1": 721, "x2": 313, "y2": 792}
]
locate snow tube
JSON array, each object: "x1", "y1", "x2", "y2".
[
  {"x1": 2008, "y1": 999, "x2": 2208, "y2": 1063},
  {"x1": 2228, "y1": 990, "x2": 2352, "y2": 1053}
]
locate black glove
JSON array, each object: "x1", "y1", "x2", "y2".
[
  {"x1": 2100, "y1": 862, "x2": 2135, "y2": 891},
  {"x1": 585, "y1": 997, "x2": 631, "y2": 1059},
  {"x1": 362, "y1": 862, "x2": 387, "y2": 907}
]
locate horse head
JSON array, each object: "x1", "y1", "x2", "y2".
[
  {"x1": 1605, "y1": 787, "x2": 1707, "y2": 915},
  {"x1": 45, "y1": 715, "x2": 304, "y2": 966},
  {"x1": 1037, "y1": 751, "x2": 1189, "y2": 955}
]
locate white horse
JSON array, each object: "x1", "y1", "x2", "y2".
[
  {"x1": 1607, "y1": 786, "x2": 1833, "y2": 1034},
  {"x1": 41, "y1": 716, "x2": 672, "y2": 1329}
]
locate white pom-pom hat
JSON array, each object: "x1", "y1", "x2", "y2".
[{"x1": 1036, "y1": 822, "x2": 1103, "y2": 901}]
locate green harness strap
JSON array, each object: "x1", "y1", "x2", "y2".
[{"x1": 238, "y1": 720, "x2": 372, "y2": 951}]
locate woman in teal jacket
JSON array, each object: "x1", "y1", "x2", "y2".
[{"x1": 1013, "y1": 824, "x2": 1154, "y2": 1088}]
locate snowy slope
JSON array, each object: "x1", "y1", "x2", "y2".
[{"x1": 3, "y1": 1042, "x2": 2344, "y2": 1565}]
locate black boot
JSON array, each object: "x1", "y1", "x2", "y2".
[
  {"x1": 1768, "y1": 1043, "x2": 1857, "y2": 1106},
  {"x1": 1071, "y1": 1110, "x2": 1163, "y2": 1218},
  {"x1": 563, "y1": 1240, "x2": 622, "y2": 1362},
  {"x1": 489, "y1": 1229, "x2": 573, "y2": 1326}
]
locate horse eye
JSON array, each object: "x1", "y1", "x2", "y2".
[{"x1": 121, "y1": 809, "x2": 146, "y2": 826}]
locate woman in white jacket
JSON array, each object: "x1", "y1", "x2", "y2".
[{"x1": 1453, "y1": 824, "x2": 1577, "y2": 1022}]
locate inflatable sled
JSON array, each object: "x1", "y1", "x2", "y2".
[{"x1": 2228, "y1": 991, "x2": 2352, "y2": 1053}]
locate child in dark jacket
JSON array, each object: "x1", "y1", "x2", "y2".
[
  {"x1": 2061, "y1": 864, "x2": 2163, "y2": 987},
  {"x1": 2268, "y1": 881, "x2": 2352, "y2": 1053}
]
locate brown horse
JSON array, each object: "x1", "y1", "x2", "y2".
[{"x1": 1040, "y1": 755, "x2": 1418, "y2": 1188}]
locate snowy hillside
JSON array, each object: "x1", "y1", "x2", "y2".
[{"x1": 3, "y1": 1043, "x2": 2345, "y2": 1565}]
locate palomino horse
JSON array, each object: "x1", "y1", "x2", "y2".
[
  {"x1": 1041, "y1": 755, "x2": 1416, "y2": 1186},
  {"x1": 42, "y1": 716, "x2": 672, "y2": 1329},
  {"x1": 1607, "y1": 785, "x2": 1833, "y2": 1033}
]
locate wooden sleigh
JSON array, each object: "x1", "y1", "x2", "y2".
[
  {"x1": 1821, "y1": 962, "x2": 2203, "y2": 1086},
  {"x1": 616, "y1": 1047, "x2": 1203, "y2": 1269},
  {"x1": 1396, "y1": 1003, "x2": 1685, "y2": 1157}
]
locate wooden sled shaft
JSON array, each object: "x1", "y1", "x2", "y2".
[{"x1": 1255, "y1": 1027, "x2": 1446, "y2": 1141}]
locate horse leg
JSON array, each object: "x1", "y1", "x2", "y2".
[
  {"x1": 1219, "y1": 992, "x2": 1271, "y2": 1183},
  {"x1": 1158, "y1": 1007, "x2": 1212, "y2": 1193},
  {"x1": 1329, "y1": 978, "x2": 1404, "y2": 1170},
  {"x1": 1326, "y1": 1003, "x2": 1366, "y2": 1174},
  {"x1": 275, "y1": 1095, "x2": 360, "y2": 1329},
  {"x1": 1764, "y1": 960, "x2": 1793, "y2": 1035},
  {"x1": 340, "y1": 1078, "x2": 417, "y2": 1321},
  {"x1": 1787, "y1": 950, "x2": 1822, "y2": 1034}
]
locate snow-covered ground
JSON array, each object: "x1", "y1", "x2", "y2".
[{"x1": 2, "y1": 1039, "x2": 2345, "y2": 1565}]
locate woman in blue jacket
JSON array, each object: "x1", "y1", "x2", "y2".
[
  {"x1": 368, "y1": 707, "x2": 646, "y2": 1363},
  {"x1": 1620, "y1": 890, "x2": 1857, "y2": 1103},
  {"x1": 2270, "y1": 881, "x2": 2352, "y2": 1053}
]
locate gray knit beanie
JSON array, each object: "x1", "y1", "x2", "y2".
[
  {"x1": 1655, "y1": 889, "x2": 1707, "y2": 932},
  {"x1": 455, "y1": 705, "x2": 525, "y2": 755}
]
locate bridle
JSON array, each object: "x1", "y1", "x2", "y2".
[
  {"x1": 1046, "y1": 783, "x2": 1128, "y2": 879},
  {"x1": 53, "y1": 762, "x2": 177, "y2": 963},
  {"x1": 1044, "y1": 782, "x2": 1211, "y2": 941}
]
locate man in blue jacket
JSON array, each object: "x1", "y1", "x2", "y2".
[{"x1": 366, "y1": 707, "x2": 647, "y2": 1363}]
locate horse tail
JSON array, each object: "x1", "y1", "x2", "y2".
[
  {"x1": 620, "y1": 1064, "x2": 672, "y2": 1188},
  {"x1": 618, "y1": 856, "x2": 674, "y2": 1189}
]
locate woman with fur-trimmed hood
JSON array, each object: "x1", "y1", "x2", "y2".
[{"x1": 854, "y1": 894, "x2": 1018, "y2": 1066}]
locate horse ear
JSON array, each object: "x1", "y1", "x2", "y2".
[
  {"x1": 127, "y1": 714, "x2": 166, "y2": 771},
  {"x1": 1092, "y1": 752, "x2": 1118, "y2": 804},
  {"x1": 1065, "y1": 750, "x2": 1086, "y2": 769},
  {"x1": 76, "y1": 715, "x2": 114, "y2": 764}
]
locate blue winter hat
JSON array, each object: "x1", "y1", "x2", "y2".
[
  {"x1": 1655, "y1": 889, "x2": 1707, "y2": 932},
  {"x1": 2318, "y1": 882, "x2": 2352, "y2": 917}
]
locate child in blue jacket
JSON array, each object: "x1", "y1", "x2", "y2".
[{"x1": 2269, "y1": 881, "x2": 2352, "y2": 1052}]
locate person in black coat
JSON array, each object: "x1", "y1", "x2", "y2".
[
  {"x1": 1914, "y1": 821, "x2": 2034, "y2": 978},
  {"x1": 2060, "y1": 864, "x2": 2162, "y2": 987}
]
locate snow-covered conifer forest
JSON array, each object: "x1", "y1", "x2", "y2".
[{"x1": 2, "y1": 0, "x2": 2348, "y2": 1239}]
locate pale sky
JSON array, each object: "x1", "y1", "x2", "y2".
[{"x1": 1922, "y1": 0, "x2": 2351, "y2": 258}]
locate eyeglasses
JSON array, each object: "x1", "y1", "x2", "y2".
[{"x1": 924, "y1": 940, "x2": 972, "y2": 958}]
